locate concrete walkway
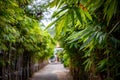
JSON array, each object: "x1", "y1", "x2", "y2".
[{"x1": 30, "y1": 62, "x2": 72, "y2": 80}]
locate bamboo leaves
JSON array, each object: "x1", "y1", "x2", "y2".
[
  {"x1": 46, "y1": 0, "x2": 93, "y2": 37},
  {"x1": 0, "y1": 0, "x2": 55, "y2": 68},
  {"x1": 83, "y1": 58, "x2": 93, "y2": 71},
  {"x1": 56, "y1": 15, "x2": 66, "y2": 36},
  {"x1": 104, "y1": 0, "x2": 118, "y2": 25},
  {"x1": 74, "y1": 7, "x2": 83, "y2": 24},
  {"x1": 97, "y1": 59, "x2": 107, "y2": 72},
  {"x1": 46, "y1": 0, "x2": 120, "y2": 79},
  {"x1": 84, "y1": 11, "x2": 92, "y2": 21}
]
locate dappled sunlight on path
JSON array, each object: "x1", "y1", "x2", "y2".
[{"x1": 30, "y1": 62, "x2": 72, "y2": 80}]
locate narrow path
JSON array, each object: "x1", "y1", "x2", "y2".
[{"x1": 30, "y1": 62, "x2": 72, "y2": 80}]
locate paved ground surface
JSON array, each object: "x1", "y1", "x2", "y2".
[{"x1": 30, "y1": 62, "x2": 72, "y2": 80}]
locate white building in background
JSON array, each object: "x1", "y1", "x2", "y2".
[
  {"x1": 48, "y1": 47, "x2": 63, "y2": 63},
  {"x1": 54, "y1": 47, "x2": 63, "y2": 62},
  {"x1": 49, "y1": 42, "x2": 63, "y2": 63}
]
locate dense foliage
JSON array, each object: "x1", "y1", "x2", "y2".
[
  {"x1": 0, "y1": 0, "x2": 55, "y2": 80},
  {"x1": 47, "y1": 0, "x2": 120, "y2": 80}
]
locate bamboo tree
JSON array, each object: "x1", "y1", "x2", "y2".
[
  {"x1": 47, "y1": 0, "x2": 120, "y2": 80},
  {"x1": 0, "y1": 0, "x2": 55, "y2": 80}
]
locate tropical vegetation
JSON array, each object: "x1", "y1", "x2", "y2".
[
  {"x1": 0, "y1": 0, "x2": 55, "y2": 80},
  {"x1": 47, "y1": 0, "x2": 120, "y2": 80}
]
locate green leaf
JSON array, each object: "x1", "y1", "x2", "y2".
[
  {"x1": 56, "y1": 15, "x2": 66, "y2": 36},
  {"x1": 47, "y1": 0, "x2": 60, "y2": 8},
  {"x1": 52, "y1": 5, "x2": 68, "y2": 18},
  {"x1": 97, "y1": 59, "x2": 107, "y2": 72},
  {"x1": 80, "y1": 9, "x2": 87, "y2": 23},
  {"x1": 9, "y1": 0, "x2": 18, "y2": 7},
  {"x1": 83, "y1": 58, "x2": 93, "y2": 71},
  {"x1": 74, "y1": 7, "x2": 83, "y2": 24},
  {"x1": 104, "y1": 0, "x2": 117, "y2": 25},
  {"x1": 80, "y1": 32, "x2": 96, "y2": 50},
  {"x1": 45, "y1": 13, "x2": 66, "y2": 29},
  {"x1": 70, "y1": 9, "x2": 75, "y2": 26},
  {"x1": 84, "y1": 11, "x2": 92, "y2": 21}
]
